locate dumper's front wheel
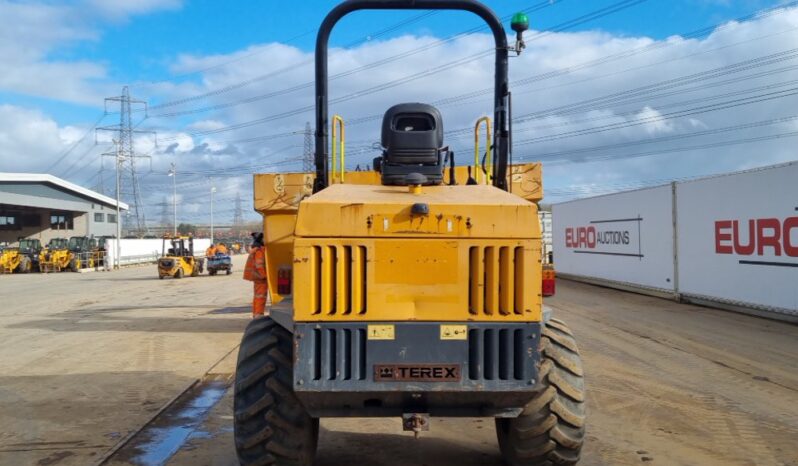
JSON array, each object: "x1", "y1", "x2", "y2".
[
  {"x1": 496, "y1": 318, "x2": 586, "y2": 466},
  {"x1": 234, "y1": 317, "x2": 318, "y2": 466}
]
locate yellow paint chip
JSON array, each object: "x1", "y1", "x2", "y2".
[{"x1": 367, "y1": 324, "x2": 395, "y2": 340}]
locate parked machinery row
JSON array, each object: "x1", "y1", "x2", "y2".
[{"x1": 0, "y1": 236, "x2": 110, "y2": 274}]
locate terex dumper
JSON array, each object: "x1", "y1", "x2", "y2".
[{"x1": 234, "y1": 2, "x2": 586, "y2": 465}]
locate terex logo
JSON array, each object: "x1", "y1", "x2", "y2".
[
  {"x1": 565, "y1": 226, "x2": 596, "y2": 249},
  {"x1": 715, "y1": 217, "x2": 798, "y2": 257}
]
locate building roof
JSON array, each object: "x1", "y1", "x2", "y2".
[{"x1": 0, "y1": 173, "x2": 129, "y2": 210}]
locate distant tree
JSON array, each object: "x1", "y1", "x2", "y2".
[{"x1": 177, "y1": 223, "x2": 197, "y2": 235}]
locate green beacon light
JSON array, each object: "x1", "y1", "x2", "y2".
[{"x1": 510, "y1": 12, "x2": 529, "y2": 56}]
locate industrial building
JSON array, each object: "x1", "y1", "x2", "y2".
[{"x1": 0, "y1": 173, "x2": 128, "y2": 244}]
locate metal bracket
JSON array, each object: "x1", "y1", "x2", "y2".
[{"x1": 402, "y1": 413, "x2": 430, "y2": 438}]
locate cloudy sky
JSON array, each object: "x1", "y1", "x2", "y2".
[{"x1": 1, "y1": 0, "x2": 797, "y2": 227}]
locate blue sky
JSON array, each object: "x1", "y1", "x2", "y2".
[
  {"x1": 21, "y1": 0, "x2": 783, "y2": 123},
  {"x1": 1, "y1": 0, "x2": 797, "y2": 226}
]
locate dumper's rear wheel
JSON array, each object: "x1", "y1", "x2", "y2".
[
  {"x1": 496, "y1": 317, "x2": 586, "y2": 466},
  {"x1": 234, "y1": 317, "x2": 318, "y2": 466}
]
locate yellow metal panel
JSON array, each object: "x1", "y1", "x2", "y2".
[
  {"x1": 374, "y1": 240, "x2": 458, "y2": 285},
  {"x1": 367, "y1": 324, "x2": 395, "y2": 340},
  {"x1": 296, "y1": 184, "x2": 539, "y2": 239},
  {"x1": 440, "y1": 324, "x2": 468, "y2": 340},
  {"x1": 293, "y1": 238, "x2": 541, "y2": 322}
]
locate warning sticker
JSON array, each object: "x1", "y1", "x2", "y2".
[
  {"x1": 440, "y1": 324, "x2": 468, "y2": 340},
  {"x1": 367, "y1": 324, "x2": 395, "y2": 340}
]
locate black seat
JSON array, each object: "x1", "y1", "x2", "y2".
[{"x1": 378, "y1": 103, "x2": 446, "y2": 185}]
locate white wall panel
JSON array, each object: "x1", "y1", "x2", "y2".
[
  {"x1": 552, "y1": 185, "x2": 675, "y2": 292},
  {"x1": 677, "y1": 163, "x2": 798, "y2": 315}
]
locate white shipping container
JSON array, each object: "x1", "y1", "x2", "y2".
[
  {"x1": 676, "y1": 162, "x2": 798, "y2": 316},
  {"x1": 552, "y1": 185, "x2": 676, "y2": 293}
]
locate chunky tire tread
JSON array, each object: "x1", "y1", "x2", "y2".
[
  {"x1": 234, "y1": 317, "x2": 318, "y2": 466},
  {"x1": 496, "y1": 318, "x2": 586, "y2": 466},
  {"x1": 545, "y1": 318, "x2": 573, "y2": 336}
]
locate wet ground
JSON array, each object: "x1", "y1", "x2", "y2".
[{"x1": 2, "y1": 267, "x2": 797, "y2": 466}]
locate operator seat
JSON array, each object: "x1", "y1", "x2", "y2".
[{"x1": 377, "y1": 103, "x2": 446, "y2": 186}]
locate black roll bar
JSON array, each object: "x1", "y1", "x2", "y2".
[{"x1": 314, "y1": 0, "x2": 511, "y2": 192}]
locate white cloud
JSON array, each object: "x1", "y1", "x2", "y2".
[
  {"x1": 0, "y1": 0, "x2": 183, "y2": 105},
  {"x1": 4, "y1": 2, "x2": 798, "y2": 223}
]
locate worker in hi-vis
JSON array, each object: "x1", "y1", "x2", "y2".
[
  {"x1": 206, "y1": 243, "x2": 217, "y2": 257},
  {"x1": 243, "y1": 233, "x2": 267, "y2": 317}
]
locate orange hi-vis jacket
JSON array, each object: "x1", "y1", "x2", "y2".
[
  {"x1": 206, "y1": 245, "x2": 217, "y2": 257},
  {"x1": 216, "y1": 244, "x2": 228, "y2": 255},
  {"x1": 243, "y1": 246, "x2": 267, "y2": 282}
]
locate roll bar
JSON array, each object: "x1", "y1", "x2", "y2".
[{"x1": 314, "y1": 0, "x2": 512, "y2": 192}]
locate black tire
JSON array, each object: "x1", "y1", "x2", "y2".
[
  {"x1": 69, "y1": 258, "x2": 79, "y2": 272},
  {"x1": 175, "y1": 268, "x2": 183, "y2": 279},
  {"x1": 234, "y1": 317, "x2": 319, "y2": 466},
  {"x1": 191, "y1": 266, "x2": 199, "y2": 277},
  {"x1": 496, "y1": 317, "x2": 586, "y2": 466},
  {"x1": 226, "y1": 268, "x2": 232, "y2": 275},
  {"x1": 18, "y1": 256, "x2": 31, "y2": 273},
  {"x1": 209, "y1": 269, "x2": 217, "y2": 276}
]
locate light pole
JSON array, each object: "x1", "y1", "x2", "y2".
[
  {"x1": 210, "y1": 182, "x2": 216, "y2": 242},
  {"x1": 168, "y1": 163, "x2": 177, "y2": 236},
  {"x1": 115, "y1": 142, "x2": 122, "y2": 270}
]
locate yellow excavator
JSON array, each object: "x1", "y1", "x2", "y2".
[{"x1": 233, "y1": 2, "x2": 586, "y2": 466}]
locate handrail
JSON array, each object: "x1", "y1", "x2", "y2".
[
  {"x1": 314, "y1": 0, "x2": 510, "y2": 192},
  {"x1": 331, "y1": 114, "x2": 346, "y2": 183},
  {"x1": 474, "y1": 116, "x2": 492, "y2": 184}
]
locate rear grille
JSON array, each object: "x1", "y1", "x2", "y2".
[
  {"x1": 311, "y1": 327, "x2": 367, "y2": 381},
  {"x1": 468, "y1": 328, "x2": 527, "y2": 381},
  {"x1": 468, "y1": 246, "x2": 526, "y2": 316},
  {"x1": 310, "y1": 245, "x2": 367, "y2": 316}
]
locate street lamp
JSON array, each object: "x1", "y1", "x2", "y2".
[
  {"x1": 210, "y1": 183, "x2": 216, "y2": 242},
  {"x1": 168, "y1": 163, "x2": 177, "y2": 236}
]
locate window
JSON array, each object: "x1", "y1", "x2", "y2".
[
  {"x1": 107, "y1": 214, "x2": 117, "y2": 224},
  {"x1": 50, "y1": 213, "x2": 74, "y2": 230},
  {"x1": 94, "y1": 212, "x2": 105, "y2": 222},
  {"x1": 0, "y1": 214, "x2": 19, "y2": 230},
  {"x1": 21, "y1": 214, "x2": 40, "y2": 227}
]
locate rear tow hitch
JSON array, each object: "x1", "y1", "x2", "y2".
[{"x1": 402, "y1": 413, "x2": 430, "y2": 438}]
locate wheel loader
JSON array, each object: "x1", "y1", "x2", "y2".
[
  {"x1": 0, "y1": 239, "x2": 41, "y2": 273},
  {"x1": 234, "y1": 2, "x2": 586, "y2": 465},
  {"x1": 39, "y1": 238, "x2": 72, "y2": 272},
  {"x1": 157, "y1": 236, "x2": 204, "y2": 279},
  {"x1": 66, "y1": 236, "x2": 97, "y2": 271}
]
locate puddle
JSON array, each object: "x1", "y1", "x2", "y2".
[
  {"x1": 111, "y1": 376, "x2": 230, "y2": 466},
  {"x1": 207, "y1": 306, "x2": 249, "y2": 315}
]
